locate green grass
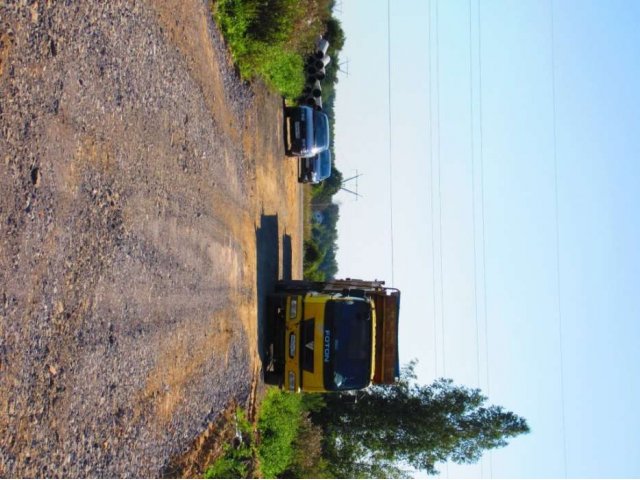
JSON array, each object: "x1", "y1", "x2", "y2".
[
  {"x1": 202, "y1": 391, "x2": 327, "y2": 478},
  {"x1": 255, "y1": 47, "x2": 306, "y2": 100},
  {"x1": 204, "y1": 409, "x2": 254, "y2": 479},
  {"x1": 256, "y1": 388, "x2": 305, "y2": 478},
  {"x1": 212, "y1": 0, "x2": 327, "y2": 99}
]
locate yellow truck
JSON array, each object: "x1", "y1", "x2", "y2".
[{"x1": 264, "y1": 279, "x2": 400, "y2": 392}]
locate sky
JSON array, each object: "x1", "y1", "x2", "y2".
[{"x1": 332, "y1": 0, "x2": 640, "y2": 478}]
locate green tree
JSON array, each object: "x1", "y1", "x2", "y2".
[
  {"x1": 304, "y1": 238, "x2": 322, "y2": 264},
  {"x1": 312, "y1": 167, "x2": 343, "y2": 204},
  {"x1": 315, "y1": 361, "x2": 530, "y2": 477},
  {"x1": 324, "y1": 16, "x2": 346, "y2": 53}
]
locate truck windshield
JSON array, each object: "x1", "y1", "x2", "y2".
[{"x1": 323, "y1": 299, "x2": 372, "y2": 391}]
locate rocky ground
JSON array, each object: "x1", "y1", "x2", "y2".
[{"x1": 0, "y1": 0, "x2": 302, "y2": 477}]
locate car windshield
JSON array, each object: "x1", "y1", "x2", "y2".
[
  {"x1": 318, "y1": 151, "x2": 332, "y2": 180},
  {"x1": 323, "y1": 299, "x2": 372, "y2": 391},
  {"x1": 313, "y1": 111, "x2": 330, "y2": 150}
]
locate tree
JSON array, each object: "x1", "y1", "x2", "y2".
[
  {"x1": 324, "y1": 16, "x2": 346, "y2": 53},
  {"x1": 314, "y1": 361, "x2": 530, "y2": 477}
]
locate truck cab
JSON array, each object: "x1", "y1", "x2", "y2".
[{"x1": 265, "y1": 280, "x2": 400, "y2": 393}]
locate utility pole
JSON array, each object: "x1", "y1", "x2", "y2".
[
  {"x1": 340, "y1": 170, "x2": 362, "y2": 200},
  {"x1": 338, "y1": 58, "x2": 349, "y2": 76}
]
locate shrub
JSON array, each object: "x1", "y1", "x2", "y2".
[
  {"x1": 304, "y1": 239, "x2": 321, "y2": 264},
  {"x1": 213, "y1": 0, "x2": 327, "y2": 99},
  {"x1": 284, "y1": 414, "x2": 331, "y2": 478},
  {"x1": 204, "y1": 409, "x2": 254, "y2": 478},
  {"x1": 257, "y1": 388, "x2": 304, "y2": 478},
  {"x1": 257, "y1": 47, "x2": 306, "y2": 100}
]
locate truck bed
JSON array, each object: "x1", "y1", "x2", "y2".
[{"x1": 371, "y1": 289, "x2": 400, "y2": 384}]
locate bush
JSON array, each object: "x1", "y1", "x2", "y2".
[
  {"x1": 213, "y1": 0, "x2": 328, "y2": 99},
  {"x1": 204, "y1": 409, "x2": 254, "y2": 478},
  {"x1": 304, "y1": 239, "x2": 321, "y2": 264},
  {"x1": 257, "y1": 47, "x2": 306, "y2": 100},
  {"x1": 203, "y1": 393, "x2": 329, "y2": 478},
  {"x1": 204, "y1": 453, "x2": 251, "y2": 479},
  {"x1": 257, "y1": 389, "x2": 305, "y2": 478},
  {"x1": 283, "y1": 414, "x2": 331, "y2": 478}
]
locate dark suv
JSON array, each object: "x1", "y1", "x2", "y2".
[
  {"x1": 298, "y1": 150, "x2": 332, "y2": 184},
  {"x1": 285, "y1": 106, "x2": 330, "y2": 157}
]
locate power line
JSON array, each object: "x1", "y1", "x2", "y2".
[
  {"x1": 468, "y1": 1, "x2": 483, "y2": 477},
  {"x1": 387, "y1": 0, "x2": 395, "y2": 286},
  {"x1": 477, "y1": 0, "x2": 493, "y2": 477},
  {"x1": 436, "y1": 0, "x2": 445, "y2": 379},
  {"x1": 549, "y1": 0, "x2": 568, "y2": 476},
  {"x1": 435, "y1": 4, "x2": 448, "y2": 477},
  {"x1": 428, "y1": 0, "x2": 438, "y2": 379},
  {"x1": 469, "y1": 0, "x2": 481, "y2": 392}
]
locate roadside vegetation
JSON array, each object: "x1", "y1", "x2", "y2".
[
  {"x1": 303, "y1": 200, "x2": 339, "y2": 280},
  {"x1": 204, "y1": 409, "x2": 254, "y2": 479},
  {"x1": 202, "y1": 363, "x2": 529, "y2": 478},
  {"x1": 300, "y1": 16, "x2": 345, "y2": 281},
  {"x1": 212, "y1": 0, "x2": 333, "y2": 99},
  {"x1": 204, "y1": 390, "x2": 327, "y2": 479}
]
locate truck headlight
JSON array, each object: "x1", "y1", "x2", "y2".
[
  {"x1": 288, "y1": 371, "x2": 296, "y2": 391},
  {"x1": 289, "y1": 298, "x2": 297, "y2": 318}
]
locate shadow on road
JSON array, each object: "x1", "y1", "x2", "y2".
[
  {"x1": 282, "y1": 98, "x2": 289, "y2": 155},
  {"x1": 255, "y1": 213, "x2": 279, "y2": 367},
  {"x1": 282, "y1": 233, "x2": 292, "y2": 282},
  {"x1": 255, "y1": 214, "x2": 294, "y2": 372}
]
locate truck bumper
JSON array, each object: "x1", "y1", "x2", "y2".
[{"x1": 265, "y1": 293, "x2": 303, "y2": 391}]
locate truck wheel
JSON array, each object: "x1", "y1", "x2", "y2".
[{"x1": 264, "y1": 371, "x2": 282, "y2": 386}]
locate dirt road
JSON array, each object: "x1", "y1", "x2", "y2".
[{"x1": 0, "y1": 0, "x2": 302, "y2": 476}]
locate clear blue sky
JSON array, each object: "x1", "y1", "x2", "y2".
[{"x1": 332, "y1": 0, "x2": 640, "y2": 477}]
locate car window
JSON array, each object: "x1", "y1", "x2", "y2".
[
  {"x1": 313, "y1": 111, "x2": 330, "y2": 150},
  {"x1": 319, "y1": 151, "x2": 332, "y2": 178}
]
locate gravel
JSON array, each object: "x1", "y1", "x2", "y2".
[{"x1": 0, "y1": 0, "x2": 297, "y2": 477}]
